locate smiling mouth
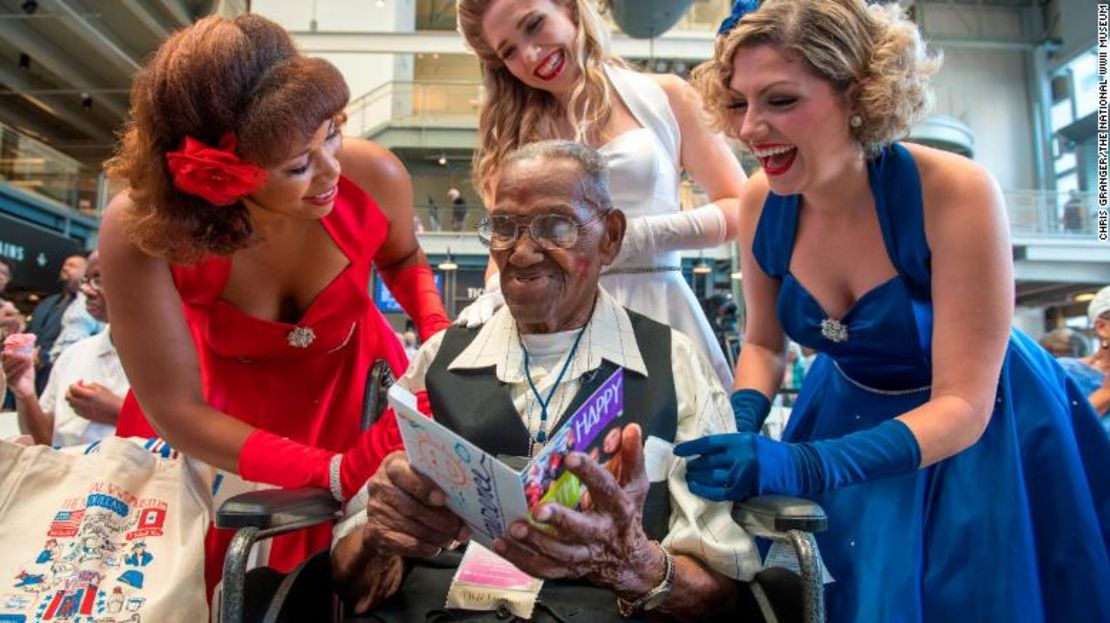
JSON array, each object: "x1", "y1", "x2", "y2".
[
  {"x1": 305, "y1": 185, "x2": 338, "y2": 206},
  {"x1": 750, "y1": 144, "x2": 798, "y2": 176},
  {"x1": 534, "y1": 50, "x2": 566, "y2": 81},
  {"x1": 509, "y1": 272, "x2": 550, "y2": 283}
]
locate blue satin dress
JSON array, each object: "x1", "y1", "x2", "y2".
[{"x1": 752, "y1": 143, "x2": 1110, "y2": 622}]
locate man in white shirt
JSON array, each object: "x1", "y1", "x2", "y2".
[
  {"x1": 331, "y1": 141, "x2": 758, "y2": 620},
  {"x1": 1, "y1": 251, "x2": 128, "y2": 446}
]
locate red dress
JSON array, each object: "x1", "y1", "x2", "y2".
[{"x1": 116, "y1": 176, "x2": 409, "y2": 592}]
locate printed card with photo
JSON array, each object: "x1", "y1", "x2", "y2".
[{"x1": 388, "y1": 368, "x2": 625, "y2": 547}]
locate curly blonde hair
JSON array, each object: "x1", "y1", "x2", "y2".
[
  {"x1": 692, "y1": 0, "x2": 941, "y2": 156},
  {"x1": 105, "y1": 15, "x2": 348, "y2": 263},
  {"x1": 457, "y1": 0, "x2": 624, "y2": 202}
]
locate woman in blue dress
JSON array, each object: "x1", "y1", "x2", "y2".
[{"x1": 674, "y1": 1, "x2": 1110, "y2": 621}]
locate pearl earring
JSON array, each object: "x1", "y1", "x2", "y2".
[{"x1": 849, "y1": 114, "x2": 863, "y2": 128}]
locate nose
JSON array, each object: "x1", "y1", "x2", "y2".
[
  {"x1": 523, "y1": 44, "x2": 545, "y2": 71},
  {"x1": 735, "y1": 104, "x2": 765, "y2": 143},
  {"x1": 506, "y1": 230, "x2": 544, "y2": 268},
  {"x1": 315, "y1": 147, "x2": 341, "y2": 185}
]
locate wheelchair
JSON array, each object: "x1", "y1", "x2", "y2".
[{"x1": 214, "y1": 361, "x2": 829, "y2": 623}]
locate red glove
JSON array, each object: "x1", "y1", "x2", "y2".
[
  {"x1": 338, "y1": 390, "x2": 432, "y2": 496},
  {"x1": 379, "y1": 263, "x2": 450, "y2": 341},
  {"x1": 238, "y1": 391, "x2": 431, "y2": 500},
  {"x1": 238, "y1": 429, "x2": 338, "y2": 494}
]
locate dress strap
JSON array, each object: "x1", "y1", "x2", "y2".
[
  {"x1": 870, "y1": 143, "x2": 932, "y2": 301},
  {"x1": 170, "y1": 256, "x2": 231, "y2": 305},
  {"x1": 751, "y1": 192, "x2": 800, "y2": 279},
  {"x1": 603, "y1": 64, "x2": 681, "y2": 167},
  {"x1": 322, "y1": 176, "x2": 386, "y2": 266}
]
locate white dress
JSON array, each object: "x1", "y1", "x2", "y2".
[{"x1": 598, "y1": 65, "x2": 733, "y2": 388}]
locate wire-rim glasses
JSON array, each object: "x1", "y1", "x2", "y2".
[{"x1": 477, "y1": 209, "x2": 612, "y2": 251}]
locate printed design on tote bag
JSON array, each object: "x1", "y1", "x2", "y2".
[{"x1": 2, "y1": 480, "x2": 168, "y2": 623}]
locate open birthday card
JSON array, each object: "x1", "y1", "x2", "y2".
[{"x1": 387, "y1": 368, "x2": 625, "y2": 547}]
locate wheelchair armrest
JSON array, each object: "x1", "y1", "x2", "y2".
[
  {"x1": 216, "y1": 487, "x2": 341, "y2": 531},
  {"x1": 732, "y1": 495, "x2": 828, "y2": 537}
]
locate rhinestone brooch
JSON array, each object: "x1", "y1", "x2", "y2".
[
  {"x1": 820, "y1": 318, "x2": 849, "y2": 343},
  {"x1": 287, "y1": 326, "x2": 316, "y2": 348}
]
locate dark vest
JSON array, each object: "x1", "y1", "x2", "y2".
[
  {"x1": 425, "y1": 308, "x2": 678, "y2": 541},
  {"x1": 367, "y1": 309, "x2": 682, "y2": 622}
]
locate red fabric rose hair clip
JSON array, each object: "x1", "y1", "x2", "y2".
[{"x1": 165, "y1": 133, "x2": 268, "y2": 206}]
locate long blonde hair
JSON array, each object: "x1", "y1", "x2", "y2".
[{"x1": 457, "y1": 0, "x2": 622, "y2": 202}]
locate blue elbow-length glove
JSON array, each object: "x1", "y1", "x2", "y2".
[
  {"x1": 731, "y1": 389, "x2": 772, "y2": 433},
  {"x1": 673, "y1": 419, "x2": 922, "y2": 501}
]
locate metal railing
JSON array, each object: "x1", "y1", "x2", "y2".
[
  {"x1": 345, "y1": 80, "x2": 483, "y2": 138},
  {"x1": 1005, "y1": 190, "x2": 1100, "y2": 238},
  {"x1": 408, "y1": 187, "x2": 1102, "y2": 242},
  {"x1": 0, "y1": 122, "x2": 101, "y2": 217},
  {"x1": 410, "y1": 204, "x2": 484, "y2": 234}
]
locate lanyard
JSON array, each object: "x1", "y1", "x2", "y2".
[{"x1": 520, "y1": 325, "x2": 587, "y2": 445}]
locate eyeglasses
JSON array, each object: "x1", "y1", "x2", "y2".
[
  {"x1": 477, "y1": 209, "x2": 611, "y2": 251},
  {"x1": 79, "y1": 276, "x2": 103, "y2": 291}
]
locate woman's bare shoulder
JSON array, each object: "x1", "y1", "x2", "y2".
[{"x1": 337, "y1": 137, "x2": 409, "y2": 197}]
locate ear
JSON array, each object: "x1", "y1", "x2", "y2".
[
  {"x1": 844, "y1": 77, "x2": 870, "y2": 115},
  {"x1": 598, "y1": 208, "x2": 626, "y2": 266}
]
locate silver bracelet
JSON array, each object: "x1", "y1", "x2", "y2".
[{"x1": 329, "y1": 454, "x2": 345, "y2": 503}]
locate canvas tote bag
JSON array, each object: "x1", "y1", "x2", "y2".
[{"x1": 0, "y1": 437, "x2": 210, "y2": 622}]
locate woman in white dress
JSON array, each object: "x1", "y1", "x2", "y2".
[{"x1": 455, "y1": 0, "x2": 745, "y2": 387}]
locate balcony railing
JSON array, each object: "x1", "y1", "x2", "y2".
[
  {"x1": 346, "y1": 80, "x2": 483, "y2": 138},
  {"x1": 1005, "y1": 190, "x2": 1101, "y2": 239},
  {"x1": 0, "y1": 122, "x2": 101, "y2": 217}
]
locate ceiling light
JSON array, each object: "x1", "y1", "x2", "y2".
[
  {"x1": 439, "y1": 248, "x2": 458, "y2": 271},
  {"x1": 374, "y1": 0, "x2": 385, "y2": 7},
  {"x1": 730, "y1": 270, "x2": 743, "y2": 281},
  {"x1": 437, "y1": 154, "x2": 448, "y2": 166},
  {"x1": 1075, "y1": 292, "x2": 1097, "y2": 302},
  {"x1": 692, "y1": 262, "x2": 712, "y2": 275}
]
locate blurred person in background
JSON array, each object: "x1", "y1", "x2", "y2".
[
  {"x1": 0, "y1": 258, "x2": 24, "y2": 337},
  {"x1": 0, "y1": 257, "x2": 12, "y2": 301},
  {"x1": 448, "y1": 187, "x2": 468, "y2": 231},
  {"x1": 1039, "y1": 326, "x2": 1088, "y2": 358},
  {"x1": 1057, "y1": 285, "x2": 1110, "y2": 434},
  {"x1": 1, "y1": 251, "x2": 125, "y2": 446},
  {"x1": 26, "y1": 254, "x2": 97, "y2": 395},
  {"x1": 0, "y1": 259, "x2": 20, "y2": 410}
]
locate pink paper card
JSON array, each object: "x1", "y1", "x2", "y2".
[{"x1": 446, "y1": 542, "x2": 543, "y2": 618}]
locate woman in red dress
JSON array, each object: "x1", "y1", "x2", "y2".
[{"x1": 99, "y1": 14, "x2": 450, "y2": 592}]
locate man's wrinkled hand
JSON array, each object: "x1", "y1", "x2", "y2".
[
  {"x1": 362, "y1": 451, "x2": 470, "y2": 559},
  {"x1": 492, "y1": 424, "x2": 666, "y2": 601},
  {"x1": 331, "y1": 534, "x2": 405, "y2": 615}
]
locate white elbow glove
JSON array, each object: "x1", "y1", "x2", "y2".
[
  {"x1": 454, "y1": 272, "x2": 504, "y2": 328},
  {"x1": 615, "y1": 203, "x2": 728, "y2": 266}
]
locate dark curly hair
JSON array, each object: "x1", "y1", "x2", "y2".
[{"x1": 105, "y1": 14, "x2": 349, "y2": 263}]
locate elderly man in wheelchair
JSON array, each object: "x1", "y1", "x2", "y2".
[{"x1": 218, "y1": 140, "x2": 827, "y2": 623}]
